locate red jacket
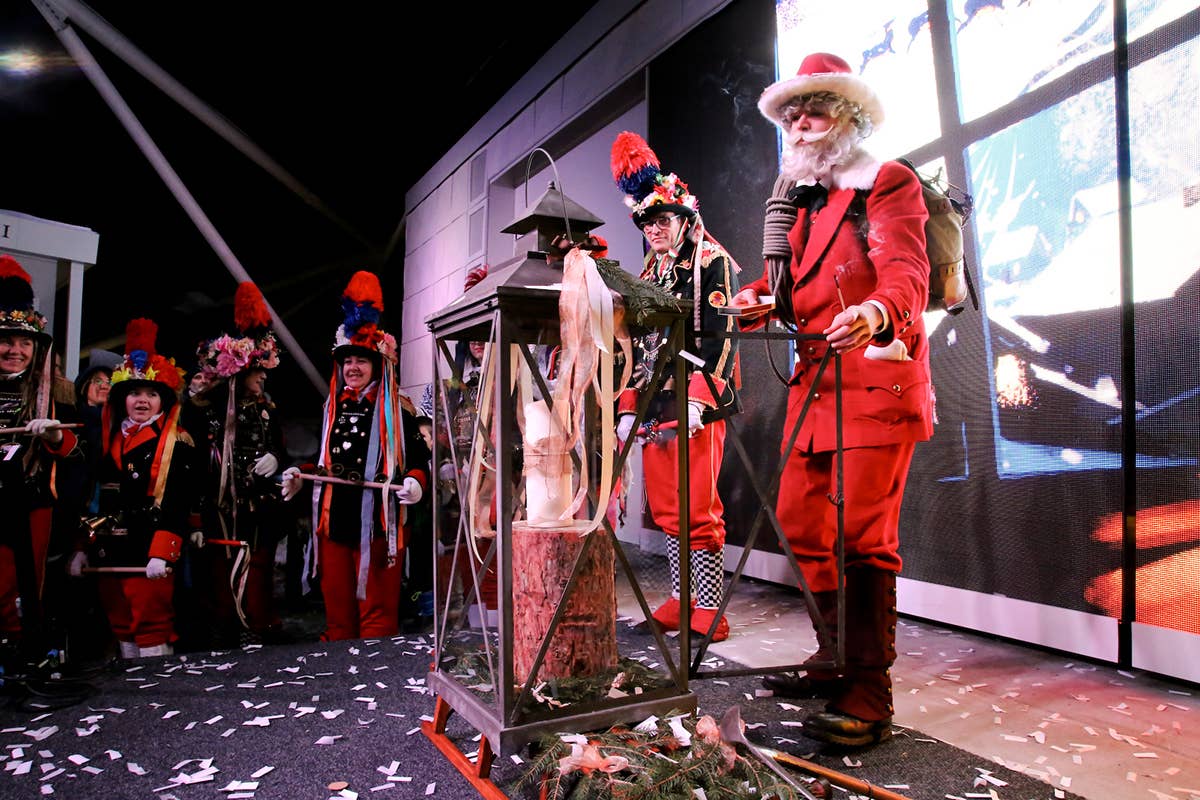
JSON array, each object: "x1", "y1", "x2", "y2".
[{"x1": 742, "y1": 155, "x2": 934, "y2": 452}]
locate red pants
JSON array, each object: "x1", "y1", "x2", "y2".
[
  {"x1": 641, "y1": 419, "x2": 727, "y2": 550},
  {"x1": 776, "y1": 442, "x2": 915, "y2": 592},
  {"x1": 210, "y1": 543, "x2": 279, "y2": 634},
  {"x1": 319, "y1": 536, "x2": 403, "y2": 640},
  {"x1": 97, "y1": 574, "x2": 176, "y2": 648},
  {"x1": 0, "y1": 507, "x2": 53, "y2": 637}
]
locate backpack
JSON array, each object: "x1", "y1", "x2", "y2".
[{"x1": 896, "y1": 158, "x2": 978, "y2": 315}]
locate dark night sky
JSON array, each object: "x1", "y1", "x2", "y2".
[{"x1": 2, "y1": 1, "x2": 596, "y2": 403}]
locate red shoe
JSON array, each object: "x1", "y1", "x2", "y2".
[
  {"x1": 650, "y1": 596, "x2": 696, "y2": 631},
  {"x1": 690, "y1": 607, "x2": 729, "y2": 642}
]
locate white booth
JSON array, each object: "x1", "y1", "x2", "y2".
[{"x1": 0, "y1": 209, "x2": 100, "y2": 380}]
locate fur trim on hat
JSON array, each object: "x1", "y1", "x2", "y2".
[{"x1": 758, "y1": 52, "x2": 884, "y2": 131}]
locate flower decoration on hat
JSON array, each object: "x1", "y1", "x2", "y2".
[
  {"x1": 610, "y1": 131, "x2": 699, "y2": 227},
  {"x1": 333, "y1": 270, "x2": 396, "y2": 363},
  {"x1": 111, "y1": 318, "x2": 184, "y2": 393},
  {"x1": 0, "y1": 254, "x2": 50, "y2": 340},
  {"x1": 196, "y1": 282, "x2": 282, "y2": 378}
]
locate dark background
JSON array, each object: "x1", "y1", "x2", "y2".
[{"x1": 2, "y1": 0, "x2": 597, "y2": 407}]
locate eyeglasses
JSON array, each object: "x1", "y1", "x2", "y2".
[
  {"x1": 90, "y1": 377, "x2": 112, "y2": 387},
  {"x1": 641, "y1": 214, "x2": 679, "y2": 232}
]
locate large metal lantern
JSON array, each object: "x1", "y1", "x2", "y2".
[{"x1": 421, "y1": 168, "x2": 696, "y2": 792}]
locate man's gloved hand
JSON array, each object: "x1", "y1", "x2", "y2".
[
  {"x1": 394, "y1": 476, "x2": 423, "y2": 505},
  {"x1": 686, "y1": 402, "x2": 704, "y2": 438},
  {"x1": 26, "y1": 418, "x2": 63, "y2": 444},
  {"x1": 68, "y1": 550, "x2": 88, "y2": 577},
  {"x1": 280, "y1": 467, "x2": 302, "y2": 501},
  {"x1": 616, "y1": 414, "x2": 637, "y2": 444},
  {"x1": 252, "y1": 452, "x2": 279, "y2": 477},
  {"x1": 146, "y1": 557, "x2": 171, "y2": 579},
  {"x1": 188, "y1": 530, "x2": 205, "y2": 549}
]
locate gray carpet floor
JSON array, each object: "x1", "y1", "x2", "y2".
[{"x1": 0, "y1": 627, "x2": 1086, "y2": 800}]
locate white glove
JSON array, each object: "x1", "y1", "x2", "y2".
[
  {"x1": 280, "y1": 467, "x2": 302, "y2": 501},
  {"x1": 687, "y1": 402, "x2": 704, "y2": 438},
  {"x1": 437, "y1": 461, "x2": 458, "y2": 483},
  {"x1": 394, "y1": 476, "x2": 423, "y2": 505},
  {"x1": 68, "y1": 551, "x2": 88, "y2": 577},
  {"x1": 616, "y1": 414, "x2": 637, "y2": 444},
  {"x1": 26, "y1": 418, "x2": 63, "y2": 444},
  {"x1": 146, "y1": 557, "x2": 171, "y2": 579},
  {"x1": 252, "y1": 452, "x2": 279, "y2": 477},
  {"x1": 188, "y1": 530, "x2": 205, "y2": 549}
]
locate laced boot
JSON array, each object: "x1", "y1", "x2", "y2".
[
  {"x1": 802, "y1": 568, "x2": 897, "y2": 747},
  {"x1": 762, "y1": 589, "x2": 843, "y2": 698},
  {"x1": 689, "y1": 548, "x2": 729, "y2": 642}
]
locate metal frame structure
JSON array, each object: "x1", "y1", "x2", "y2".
[{"x1": 422, "y1": 249, "x2": 701, "y2": 769}]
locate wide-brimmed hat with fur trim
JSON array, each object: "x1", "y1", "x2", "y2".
[
  {"x1": 196, "y1": 282, "x2": 282, "y2": 379},
  {"x1": 758, "y1": 52, "x2": 884, "y2": 131},
  {"x1": 332, "y1": 270, "x2": 397, "y2": 365},
  {"x1": 109, "y1": 317, "x2": 185, "y2": 411},
  {"x1": 0, "y1": 254, "x2": 51, "y2": 344},
  {"x1": 610, "y1": 131, "x2": 700, "y2": 228}
]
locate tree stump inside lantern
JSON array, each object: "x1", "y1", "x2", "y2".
[{"x1": 512, "y1": 522, "x2": 617, "y2": 683}]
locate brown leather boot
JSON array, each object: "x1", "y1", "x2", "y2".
[
  {"x1": 802, "y1": 569, "x2": 897, "y2": 747},
  {"x1": 762, "y1": 589, "x2": 842, "y2": 698}
]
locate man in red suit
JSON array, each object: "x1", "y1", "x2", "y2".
[{"x1": 733, "y1": 52, "x2": 933, "y2": 747}]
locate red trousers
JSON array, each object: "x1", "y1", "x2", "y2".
[
  {"x1": 640, "y1": 420, "x2": 727, "y2": 550},
  {"x1": 210, "y1": 543, "x2": 279, "y2": 634},
  {"x1": 0, "y1": 507, "x2": 53, "y2": 637},
  {"x1": 776, "y1": 442, "x2": 915, "y2": 592},
  {"x1": 318, "y1": 536, "x2": 403, "y2": 640},
  {"x1": 97, "y1": 574, "x2": 176, "y2": 648}
]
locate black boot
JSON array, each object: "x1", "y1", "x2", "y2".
[
  {"x1": 802, "y1": 568, "x2": 897, "y2": 747},
  {"x1": 763, "y1": 589, "x2": 843, "y2": 698}
]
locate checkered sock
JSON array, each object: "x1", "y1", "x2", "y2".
[
  {"x1": 666, "y1": 537, "x2": 681, "y2": 598},
  {"x1": 691, "y1": 548, "x2": 724, "y2": 609}
]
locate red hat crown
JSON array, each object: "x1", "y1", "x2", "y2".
[{"x1": 758, "y1": 51, "x2": 885, "y2": 130}]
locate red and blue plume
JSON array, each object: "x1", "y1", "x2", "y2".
[
  {"x1": 340, "y1": 270, "x2": 383, "y2": 337},
  {"x1": 611, "y1": 131, "x2": 662, "y2": 200},
  {"x1": 234, "y1": 282, "x2": 271, "y2": 333},
  {"x1": 0, "y1": 255, "x2": 34, "y2": 312},
  {"x1": 125, "y1": 318, "x2": 158, "y2": 369}
]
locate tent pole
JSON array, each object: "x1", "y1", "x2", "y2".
[{"x1": 32, "y1": 0, "x2": 327, "y2": 395}]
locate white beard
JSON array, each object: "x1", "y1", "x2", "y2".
[{"x1": 780, "y1": 126, "x2": 858, "y2": 185}]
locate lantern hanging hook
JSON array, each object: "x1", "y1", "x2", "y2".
[{"x1": 522, "y1": 147, "x2": 572, "y2": 245}]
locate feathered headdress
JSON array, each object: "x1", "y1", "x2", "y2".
[
  {"x1": 332, "y1": 270, "x2": 396, "y2": 363},
  {"x1": 196, "y1": 282, "x2": 282, "y2": 378},
  {"x1": 110, "y1": 317, "x2": 185, "y2": 398},
  {"x1": 610, "y1": 131, "x2": 699, "y2": 228},
  {"x1": 0, "y1": 254, "x2": 50, "y2": 341}
]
